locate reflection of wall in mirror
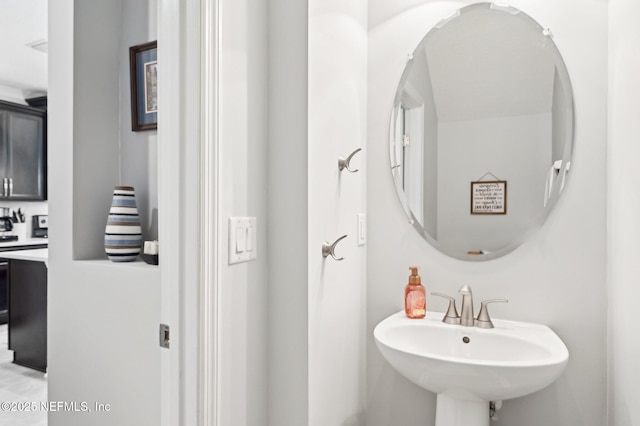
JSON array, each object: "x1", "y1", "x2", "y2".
[
  {"x1": 401, "y1": 47, "x2": 438, "y2": 238},
  {"x1": 552, "y1": 69, "x2": 566, "y2": 162},
  {"x1": 437, "y1": 112, "x2": 551, "y2": 253}
]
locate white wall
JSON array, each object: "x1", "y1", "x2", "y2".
[
  {"x1": 308, "y1": 1, "x2": 367, "y2": 425},
  {"x1": 367, "y1": 1, "x2": 607, "y2": 425},
  {"x1": 217, "y1": 0, "x2": 269, "y2": 424},
  {"x1": 268, "y1": 0, "x2": 368, "y2": 425},
  {"x1": 267, "y1": 0, "x2": 309, "y2": 424},
  {"x1": 608, "y1": 1, "x2": 640, "y2": 424}
]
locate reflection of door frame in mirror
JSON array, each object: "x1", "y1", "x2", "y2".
[{"x1": 402, "y1": 104, "x2": 425, "y2": 226}]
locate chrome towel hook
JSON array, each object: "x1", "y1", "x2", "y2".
[
  {"x1": 338, "y1": 148, "x2": 362, "y2": 173},
  {"x1": 322, "y1": 234, "x2": 348, "y2": 261}
]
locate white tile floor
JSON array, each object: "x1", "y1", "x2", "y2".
[{"x1": 0, "y1": 324, "x2": 47, "y2": 425}]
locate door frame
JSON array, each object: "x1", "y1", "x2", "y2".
[
  {"x1": 158, "y1": 0, "x2": 220, "y2": 425},
  {"x1": 199, "y1": 0, "x2": 222, "y2": 424}
]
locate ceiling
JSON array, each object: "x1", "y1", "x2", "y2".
[{"x1": 0, "y1": 0, "x2": 48, "y2": 99}]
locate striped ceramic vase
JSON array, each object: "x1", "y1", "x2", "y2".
[{"x1": 104, "y1": 186, "x2": 142, "y2": 262}]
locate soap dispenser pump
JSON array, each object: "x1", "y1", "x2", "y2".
[{"x1": 404, "y1": 266, "x2": 426, "y2": 319}]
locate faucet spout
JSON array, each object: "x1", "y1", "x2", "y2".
[{"x1": 459, "y1": 285, "x2": 475, "y2": 327}]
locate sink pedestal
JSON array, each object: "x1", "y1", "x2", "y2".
[{"x1": 435, "y1": 394, "x2": 489, "y2": 426}]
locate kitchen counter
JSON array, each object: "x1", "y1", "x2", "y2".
[
  {"x1": 0, "y1": 238, "x2": 48, "y2": 250},
  {"x1": 0, "y1": 248, "x2": 48, "y2": 263}
]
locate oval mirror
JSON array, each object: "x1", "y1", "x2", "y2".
[{"x1": 390, "y1": 3, "x2": 574, "y2": 261}]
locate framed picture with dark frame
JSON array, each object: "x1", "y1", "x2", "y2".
[
  {"x1": 129, "y1": 41, "x2": 158, "y2": 131},
  {"x1": 470, "y1": 180, "x2": 507, "y2": 215}
]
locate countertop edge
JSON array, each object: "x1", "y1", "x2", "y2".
[{"x1": 0, "y1": 248, "x2": 48, "y2": 262}]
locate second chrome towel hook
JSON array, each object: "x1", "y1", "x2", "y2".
[
  {"x1": 338, "y1": 148, "x2": 362, "y2": 173},
  {"x1": 322, "y1": 234, "x2": 348, "y2": 261}
]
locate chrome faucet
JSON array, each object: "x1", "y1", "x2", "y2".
[
  {"x1": 432, "y1": 285, "x2": 509, "y2": 328},
  {"x1": 459, "y1": 285, "x2": 475, "y2": 327}
]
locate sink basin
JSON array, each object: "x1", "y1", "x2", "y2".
[{"x1": 374, "y1": 311, "x2": 569, "y2": 426}]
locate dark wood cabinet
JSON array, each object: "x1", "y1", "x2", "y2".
[
  {"x1": 0, "y1": 100, "x2": 47, "y2": 201},
  {"x1": 8, "y1": 259, "x2": 47, "y2": 372},
  {"x1": 0, "y1": 260, "x2": 7, "y2": 325}
]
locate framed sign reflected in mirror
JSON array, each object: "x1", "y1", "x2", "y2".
[
  {"x1": 129, "y1": 41, "x2": 158, "y2": 131},
  {"x1": 470, "y1": 180, "x2": 507, "y2": 215}
]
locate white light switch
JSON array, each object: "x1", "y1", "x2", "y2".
[
  {"x1": 229, "y1": 217, "x2": 258, "y2": 264},
  {"x1": 246, "y1": 226, "x2": 255, "y2": 252},
  {"x1": 236, "y1": 227, "x2": 246, "y2": 253}
]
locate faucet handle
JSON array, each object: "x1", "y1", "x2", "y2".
[
  {"x1": 431, "y1": 293, "x2": 460, "y2": 325},
  {"x1": 475, "y1": 299, "x2": 508, "y2": 329},
  {"x1": 458, "y1": 284, "x2": 472, "y2": 294}
]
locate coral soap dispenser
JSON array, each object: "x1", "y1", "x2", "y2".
[{"x1": 404, "y1": 266, "x2": 426, "y2": 319}]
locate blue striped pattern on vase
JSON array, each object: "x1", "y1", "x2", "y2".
[{"x1": 104, "y1": 186, "x2": 142, "y2": 262}]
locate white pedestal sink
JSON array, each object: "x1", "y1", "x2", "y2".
[{"x1": 374, "y1": 311, "x2": 569, "y2": 426}]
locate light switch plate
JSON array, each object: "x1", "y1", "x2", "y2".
[{"x1": 229, "y1": 217, "x2": 257, "y2": 264}]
